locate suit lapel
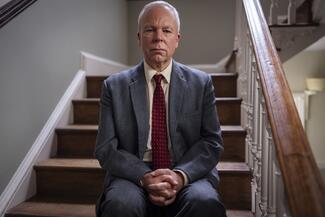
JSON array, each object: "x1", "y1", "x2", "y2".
[
  {"x1": 129, "y1": 63, "x2": 149, "y2": 159},
  {"x1": 169, "y1": 61, "x2": 187, "y2": 150}
]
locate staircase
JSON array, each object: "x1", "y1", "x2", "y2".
[{"x1": 5, "y1": 69, "x2": 253, "y2": 217}]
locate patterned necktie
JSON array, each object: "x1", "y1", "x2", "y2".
[{"x1": 152, "y1": 74, "x2": 171, "y2": 169}]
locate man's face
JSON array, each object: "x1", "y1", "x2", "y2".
[{"x1": 138, "y1": 6, "x2": 180, "y2": 70}]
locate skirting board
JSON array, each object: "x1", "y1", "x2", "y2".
[{"x1": 81, "y1": 51, "x2": 129, "y2": 76}]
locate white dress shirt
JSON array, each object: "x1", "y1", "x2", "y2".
[
  {"x1": 142, "y1": 60, "x2": 188, "y2": 185},
  {"x1": 143, "y1": 60, "x2": 172, "y2": 162}
]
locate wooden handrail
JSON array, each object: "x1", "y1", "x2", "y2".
[
  {"x1": 0, "y1": 0, "x2": 37, "y2": 28},
  {"x1": 242, "y1": 0, "x2": 325, "y2": 217}
]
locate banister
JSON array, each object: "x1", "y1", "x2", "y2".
[
  {"x1": 0, "y1": 0, "x2": 37, "y2": 28},
  {"x1": 242, "y1": 0, "x2": 325, "y2": 217}
]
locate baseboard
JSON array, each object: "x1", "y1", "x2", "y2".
[
  {"x1": 80, "y1": 51, "x2": 129, "y2": 76},
  {"x1": 0, "y1": 70, "x2": 86, "y2": 217},
  {"x1": 189, "y1": 54, "x2": 230, "y2": 74}
]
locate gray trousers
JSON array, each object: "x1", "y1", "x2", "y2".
[{"x1": 98, "y1": 177, "x2": 226, "y2": 217}]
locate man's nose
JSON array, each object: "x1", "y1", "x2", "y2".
[{"x1": 153, "y1": 30, "x2": 164, "y2": 42}]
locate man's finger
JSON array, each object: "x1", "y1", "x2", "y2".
[
  {"x1": 163, "y1": 195, "x2": 176, "y2": 206},
  {"x1": 147, "y1": 182, "x2": 171, "y2": 191},
  {"x1": 151, "y1": 168, "x2": 171, "y2": 177},
  {"x1": 158, "y1": 174, "x2": 178, "y2": 186},
  {"x1": 149, "y1": 193, "x2": 166, "y2": 206}
]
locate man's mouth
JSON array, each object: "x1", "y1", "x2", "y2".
[{"x1": 150, "y1": 48, "x2": 166, "y2": 52}]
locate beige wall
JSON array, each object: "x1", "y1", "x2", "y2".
[
  {"x1": 0, "y1": 0, "x2": 127, "y2": 194},
  {"x1": 127, "y1": 0, "x2": 236, "y2": 65},
  {"x1": 283, "y1": 51, "x2": 325, "y2": 167}
]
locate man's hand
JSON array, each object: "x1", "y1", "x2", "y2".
[{"x1": 140, "y1": 169, "x2": 184, "y2": 206}]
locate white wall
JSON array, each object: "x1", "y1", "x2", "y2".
[
  {"x1": 283, "y1": 51, "x2": 325, "y2": 166},
  {"x1": 0, "y1": 0, "x2": 127, "y2": 194},
  {"x1": 127, "y1": 0, "x2": 236, "y2": 65}
]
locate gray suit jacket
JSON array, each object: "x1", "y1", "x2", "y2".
[{"x1": 95, "y1": 60, "x2": 224, "y2": 188}]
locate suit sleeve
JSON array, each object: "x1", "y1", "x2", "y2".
[
  {"x1": 173, "y1": 75, "x2": 224, "y2": 183},
  {"x1": 95, "y1": 80, "x2": 151, "y2": 184}
]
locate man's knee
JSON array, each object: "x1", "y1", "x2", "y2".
[
  {"x1": 185, "y1": 188, "x2": 223, "y2": 211},
  {"x1": 177, "y1": 179, "x2": 226, "y2": 217},
  {"x1": 101, "y1": 195, "x2": 146, "y2": 217},
  {"x1": 100, "y1": 179, "x2": 147, "y2": 217}
]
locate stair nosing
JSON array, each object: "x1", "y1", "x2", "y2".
[
  {"x1": 34, "y1": 158, "x2": 102, "y2": 171},
  {"x1": 35, "y1": 158, "x2": 249, "y2": 174},
  {"x1": 57, "y1": 125, "x2": 245, "y2": 133},
  {"x1": 210, "y1": 72, "x2": 238, "y2": 76},
  {"x1": 6, "y1": 200, "x2": 96, "y2": 217},
  {"x1": 215, "y1": 97, "x2": 242, "y2": 101},
  {"x1": 217, "y1": 162, "x2": 250, "y2": 174},
  {"x1": 56, "y1": 125, "x2": 98, "y2": 132}
]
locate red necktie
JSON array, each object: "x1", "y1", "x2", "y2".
[{"x1": 152, "y1": 74, "x2": 171, "y2": 169}]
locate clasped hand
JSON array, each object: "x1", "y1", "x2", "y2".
[{"x1": 141, "y1": 169, "x2": 184, "y2": 206}]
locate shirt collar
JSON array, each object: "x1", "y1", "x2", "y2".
[{"x1": 144, "y1": 60, "x2": 172, "y2": 85}]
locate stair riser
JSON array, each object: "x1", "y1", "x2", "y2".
[
  {"x1": 212, "y1": 76, "x2": 237, "y2": 97},
  {"x1": 73, "y1": 100, "x2": 241, "y2": 126},
  {"x1": 217, "y1": 100, "x2": 241, "y2": 125},
  {"x1": 87, "y1": 75, "x2": 238, "y2": 98},
  {"x1": 57, "y1": 131, "x2": 97, "y2": 158},
  {"x1": 221, "y1": 132, "x2": 246, "y2": 162},
  {"x1": 219, "y1": 173, "x2": 251, "y2": 210},
  {"x1": 73, "y1": 102, "x2": 99, "y2": 125},
  {"x1": 87, "y1": 77, "x2": 104, "y2": 98},
  {"x1": 56, "y1": 129, "x2": 245, "y2": 162},
  {"x1": 36, "y1": 169, "x2": 104, "y2": 200},
  {"x1": 35, "y1": 167, "x2": 249, "y2": 210}
]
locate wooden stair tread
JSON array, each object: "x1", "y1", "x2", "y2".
[
  {"x1": 226, "y1": 209, "x2": 254, "y2": 217},
  {"x1": 218, "y1": 162, "x2": 250, "y2": 173},
  {"x1": 221, "y1": 125, "x2": 246, "y2": 137},
  {"x1": 86, "y1": 73, "x2": 238, "y2": 78},
  {"x1": 6, "y1": 201, "x2": 95, "y2": 217},
  {"x1": 209, "y1": 72, "x2": 238, "y2": 76},
  {"x1": 35, "y1": 158, "x2": 100, "y2": 170},
  {"x1": 74, "y1": 97, "x2": 241, "y2": 102},
  {"x1": 58, "y1": 124, "x2": 245, "y2": 132},
  {"x1": 7, "y1": 200, "x2": 252, "y2": 217},
  {"x1": 221, "y1": 125, "x2": 245, "y2": 132},
  {"x1": 35, "y1": 158, "x2": 249, "y2": 174},
  {"x1": 216, "y1": 97, "x2": 241, "y2": 101},
  {"x1": 56, "y1": 125, "x2": 98, "y2": 131}
]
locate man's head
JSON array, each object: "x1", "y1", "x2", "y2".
[{"x1": 137, "y1": 1, "x2": 181, "y2": 71}]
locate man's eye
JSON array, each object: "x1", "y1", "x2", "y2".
[
  {"x1": 145, "y1": 29, "x2": 153, "y2": 32},
  {"x1": 163, "y1": 29, "x2": 172, "y2": 33}
]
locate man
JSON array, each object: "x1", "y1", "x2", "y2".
[{"x1": 95, "y1": 1, "x2": 226, "y2": 217}]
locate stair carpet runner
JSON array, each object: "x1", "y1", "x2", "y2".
[{"x1": 6, "y1": 71, "x2": 253, "y2": 217}]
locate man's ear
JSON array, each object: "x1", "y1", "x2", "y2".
[
  {"x1": 176, "y1": 33, "x2": 181, "y2": 48},
  {"x1": 137, "y1": 32, "x2": 141, "y2": 46}
]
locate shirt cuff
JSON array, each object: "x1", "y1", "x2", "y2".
[{"x1": 173, "y1": 169, "x2": 188, "y2": 186}]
